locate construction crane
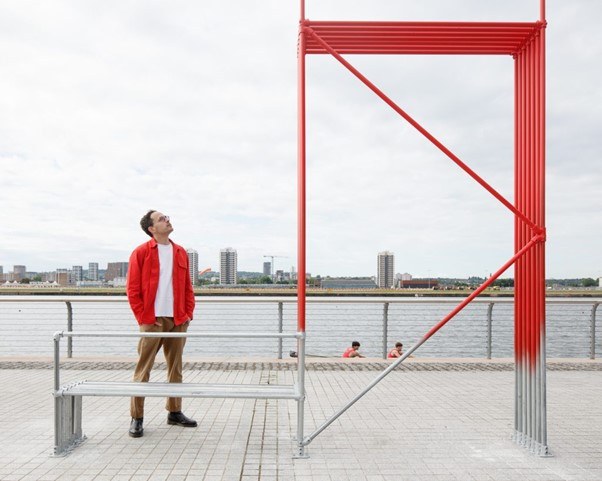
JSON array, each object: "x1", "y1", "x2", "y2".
[{"x1": 263, "y1": 255, "x2": 288, "y2": 279}]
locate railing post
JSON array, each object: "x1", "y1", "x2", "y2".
[
  {"x1": 382, "y1": 302, "x2": 389, "y2": 359},
  {"x1": 278, "y1": 302, "x2": 284, "y2": 359},
  {"x1": 66, "y1": 301, "x2": 73, "y2": 358},
  {"x1": 590, "y1": 302, "x2": 599, "y2": 360},
  {"x1": 53, "y1": 332, "x2": 61, "y2": 454},
  {"x1": 486, "y1": 302, "x2": 494, "y2": 359}
]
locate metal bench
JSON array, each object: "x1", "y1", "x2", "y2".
[{"x1": 53, "y1": 330, "x2": 304, "y2": 456}]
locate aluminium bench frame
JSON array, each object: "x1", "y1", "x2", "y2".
[{"x1": 53, "y1": 330, "x2": 304, "y2": 456}]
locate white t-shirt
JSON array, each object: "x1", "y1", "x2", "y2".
[{"x1": 154, "y1": 242, "x2": 174, "y2": 317}]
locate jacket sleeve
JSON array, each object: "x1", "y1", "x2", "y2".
[
  {"x1": 184, "y1": 254, "x2": 195, "y2": 320},
  {"x1": 126, "y1": 249, "x2": 144, "y2": 324}
]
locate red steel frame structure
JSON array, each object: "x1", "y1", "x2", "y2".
[{"x1": 296, "y1": 1, "x2": 548, "y2": 457}]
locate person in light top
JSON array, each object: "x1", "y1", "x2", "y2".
[
  {"x1": 126, "y1": 210, "x2": 197, "y2": 438},
  {"x1": 342, "y1": 341, "x2": 365, "y2": 358}
]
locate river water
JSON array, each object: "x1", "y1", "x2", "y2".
[{"x1": 0, "y1": 297, "x2": 599, "y2": 359}]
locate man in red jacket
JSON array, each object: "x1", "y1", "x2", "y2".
[{"x1": 126, "y1": 209, "x2": 197, "y2": 438}]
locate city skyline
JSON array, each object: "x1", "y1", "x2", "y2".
[{"x1": 1, "y1": 1, "x2": 601, "y2": 279}]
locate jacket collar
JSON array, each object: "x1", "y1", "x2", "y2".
[{"x1": 149, "y1": 238, "x2": 178, "y2": 250}]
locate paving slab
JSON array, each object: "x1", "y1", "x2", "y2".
[{"x1": 0, "y1": 360, "x2": 600, "y2": 480}]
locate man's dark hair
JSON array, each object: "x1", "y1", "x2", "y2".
[
  {"x1": 395, "y1": 342, "x2": 403, "y2": 348},
  {"x1": 352, "y1": 341, "x2": 360, "y2": 348},
  {"x1": 140, "y1": 210, "x2": 156, "y2": 237}
]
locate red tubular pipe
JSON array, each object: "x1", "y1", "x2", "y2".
[
  {"x1": 534, "y1": 37, "x2": 540, "y2": 367},
  {"x1": 540, "y1": 27, "x2": 547, "y2": 339},
  {"x1": 530, "y1": 40, "x2": 538, "y2": 368},
  {"x1": 520, "y1": 50, "x2": 525, "y2": 365},
  {"x1": 305, "y1": 26, "x2": 539, "y2": 232},
  {"x1": 525, "y1": 41, "x2": 534, "y2": 372},
  {"x1": 297, "y1": 26, "x2": 307, "y2": 333},
  {"x1": 308, "y1": 30, "x2": 534, "y2": 39},
  {"x1": 514, "y1": 54, "x2": 520, "y2": 364},
  {"x1": 307, "y1": 20, "x2": 539, "y2": 28},
  {"x1": 306, "y1": 48, "x2": 515, "y2": 55}
]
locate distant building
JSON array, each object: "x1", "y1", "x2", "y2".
[
  {"x1": 71, "y1": 266, "x2": 83, "y2": 284},
  {"x1": 377, "y1": 252, "x2": 395, "y2": 288},
  {"x1": 13, "y1": 265, "x2": 26, "y2": 282},
  {"x1": 88, "y1": 262, "x2": 99, "y2": 281},
  {"x1": 56, "y1": 268, "x2": 69, "y2": 286},
  {"x1": 396, "y1": 272, "x2": 413, "y2": 288},
  {"x1": 186, "y1": 249, "x2": 199, "y2": 285},
  {"x1": 321, "y1": 278, "x2": 377, "y2": 289},
  {"x1": 0, "y1": 266, "x2": 3, "y2": 275},
  {"x1": 275, "y1": 270, "x2": 284, "y2": 282},
  {"x1": 263, "y1": 262, "x2": 272, "y2": 277},
  {"x1": 290, "y1": 266, "x2": 296, "y2": 281},
  {"x1": 76, "y1": 280, "x2": 104, "y2": 288},
  {"x1": 111, "y1": 277, "x2": 127, "y2": 287},
  {"x1": 401, "y1": 279, "x2": 439, "y2": 289},
  {"x1": 599, "y1": 278, "x2": 602, "y2": 289},
  {"x1": 220, "y1": 248, "x2": 237, "y2": 285},
  {"x1": 105, "y1": 262, "x2": 128, "y2": 281}
]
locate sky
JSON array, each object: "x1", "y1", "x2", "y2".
[{"x1": 1, "y1": 0, "x2": 600, "y2": 279}]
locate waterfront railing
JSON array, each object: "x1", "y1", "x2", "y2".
[{"x1": 0, "y1": 296, "x2": 599, "y2": 359}]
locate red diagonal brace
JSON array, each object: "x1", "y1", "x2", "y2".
[
  {"x1": 423, "y1": 232, "x2": 543, "y2": 343},
  {"x1": 303, "y1": 26, "x2": 539, "y2": 233}
]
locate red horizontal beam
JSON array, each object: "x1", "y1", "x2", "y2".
[
  {"x1": 306, "y1": 48, "x2": 520, "y2": 55},
  {"x1": 306, "y1": 20, "x2": 538, "y2": 28},
  {"x1": 303, "y1": 20, "x2": 542, "y2": 56}
]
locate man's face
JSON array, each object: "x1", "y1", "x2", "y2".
[{"x1": 149, "y1": 211, "x2": 173, "y2": 236}]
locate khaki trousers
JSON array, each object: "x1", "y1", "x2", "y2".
[{"x1": 130, "y1": 317, "x2": 188, "y2": 418}]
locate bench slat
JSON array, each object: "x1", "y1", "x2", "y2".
[{"x1": 59, "y1": 381, "x2": 300, "y2": 400}]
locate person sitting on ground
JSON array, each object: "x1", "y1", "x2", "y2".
[
  {"x1": 342, "y1": 341, "x2": 365, "y2": 358},
  {"x1": 388, "y1": 342, "x2": 403, "y2": 358}
]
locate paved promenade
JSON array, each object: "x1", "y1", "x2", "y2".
[{"x1": 1, "y1": 358, "x2": 601, "y2": 481}]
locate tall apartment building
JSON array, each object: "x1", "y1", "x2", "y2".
[
  {"x1": 263, "y1": 262, "x2": 272, "y2": 277},
  {"x1": 88, "y1": 262, "x2": 99, "y2": 281},
  {"x1": 186, "y1": 249, "x2": 199, "y2": 286},
  {"x1": 377, "y1": 251, "x2": 395, "y2": 288},
  {"x1": 13, "y1": 265, "x2": 26, "y2": 282},
  {"x1": 220, "y1": 248, "x2": 237, "y2": 285},
  {"x1": 0, "y1": 266, "x2": 3, "y2": 275},
  {"x1": 105, "y1": 262, "x2": 128, "y2": 281},
  {"x1": 71, "y1": 266, "x2": 83, "y2": 284}
]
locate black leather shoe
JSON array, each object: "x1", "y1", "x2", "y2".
[
  {"x1": 167, "y1": 411, "x2": 197, "y2": 427},
  {"x1": 129, "y1": 417, "x2": 144, "y2": 438}
]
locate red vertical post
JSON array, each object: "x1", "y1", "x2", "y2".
[
  {"x1": 297, "y1": 21, "x2": 307, "y2": 334},
  {"x1": 514, "y1": 5, "x2": 548, "y2": 454}
]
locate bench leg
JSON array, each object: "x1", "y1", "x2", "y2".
[{"x1": 54, "y1": 395, "x2": 86, "y2": 456}]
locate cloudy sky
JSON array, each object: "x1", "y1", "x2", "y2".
[{"x1": 1, "y1": 0, "x2": 600, "y2": 279}]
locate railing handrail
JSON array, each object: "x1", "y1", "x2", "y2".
[
  {"x1": 3, "y1": 294, "x2": 602, "y2": 304},
  {"x1": 54, "y1": 330, "x2": 302, "y2": 339}
]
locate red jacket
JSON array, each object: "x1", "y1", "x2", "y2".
[{"x1": 126, "y1": 238, "x2": 195, "y2": 325}]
